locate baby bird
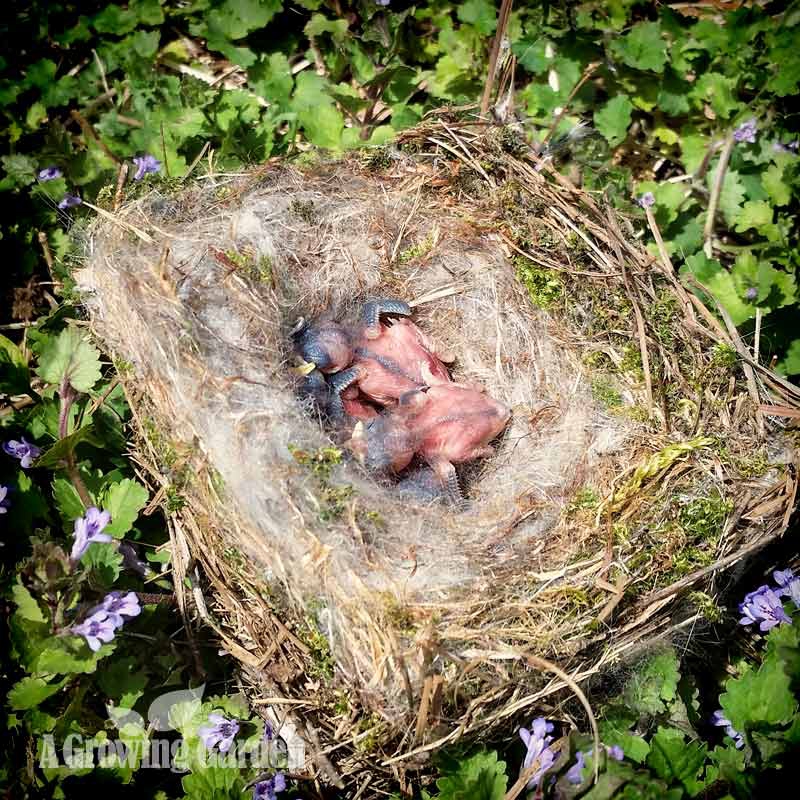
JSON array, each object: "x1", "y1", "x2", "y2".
[{"x1": 347, "y1": 383, "x2": 511, "y2": 503}]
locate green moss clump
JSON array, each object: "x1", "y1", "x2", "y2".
[
  {"x1": 302, "y1": 613, "x2": 335, "y2": 680},
  {"x1": 619, "y1": 344, "x2": 644, "y2": 378},
  {"x1": 679, "y1": 491, "x2": 733, "y2": 541},
  {"x1": 710, "y1": 343, "x2": 738, "y2": 369},
  {"x1": 497, "y1": 126, "x2": 528, "y2": 157},
  {"x1": 515, "y1": 255, "x2": 562, "y2": 308},
  {"x1": 290, "y1": 198, "x2": 315, "y2": 223},
  {"x1": 362, "y1": 145, "x2": 393, "y2": 171},
  {"x1": 591, "y1": 376, "x2": 623, "y2": 408},
  {"x1": 647, "y1": 291, "x2": 678, "y2": 347},
  {"x1": 398, "y1": 231, "x2": 435, "y2": 264},
  {"x1": 380, "y1": 593, "x2": 416, "y2": 633},
  {"x1": 688, "y1": 591, "x2": 724, "y2": 622},
  {"x1": 568, "y1": 486, "x2": 600, "y2": 513}
]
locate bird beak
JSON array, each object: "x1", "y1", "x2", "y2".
[{"x1": 291, "y1": 359, "x2": 317, "y2": 376}]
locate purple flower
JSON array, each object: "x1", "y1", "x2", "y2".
[
  {"x1": 733, "y1": 118, "x2": 757, "y2": 144},
  {"x1": 774, "y1": 569, "x2": 795, "y2": 590},
  {"x1": 94, "y1": 591, "x2": 141, "y2": 627},
  {"x1": 3, "y1": 437, "x2": 41, "y2": 468},
  {"x1": 119, "y1": 542, "x2": 152, "y2": 577},
  {"x1": 38, "y1": 166, "x2": 62, "y2": 181},
  {"x1": 738, "y1": 585, "x2": 791, "y2": 631},
  {"x1": 199, "y1": 713, "x2": 239, "y2": 754},
  {"x1": 637, "y1": 191, "x2": 655, "y2": 209},
  {"x1": 262, "y1": 720, "x2": 274, "y2": 741},
  {"x1": 566, "y1": 749, "x2": 586, "y2": 784},
  {"x1": 566, "y1": 745, "x2": 625, "y2": 784},
  {"x1": 782, "y1": 578, "x2": 800, "y2": 609},
  {"x1": 72, "y1": 610, "x2": 117, "y2": 652},
  {"x1": 711, "y1": 710, "x2": 744, "y2": 749},
  {"x1": 132, "y1": 154, "x2": 161, "y2": 181},
  {"x1": 773, "y1": 140, "x2": 798, "y2": 155},
  {"x1": 70, "y1": 506, "x2": 113, "y2": 561},
  {"x1": 607, "y1": 744, "x2": 624, "y2": 761},
  {"x1": 519, "y1": 717, "x2": 556, "y2": 789},
  {"x1": 253, "y1": 774, "x2": 286, "y2": 800},
  {"x1": 58, "y1": 194, "x2": 82, "y2": 210},
  {"x1": 745, "y1": 286, "x2": 758, "y2": 301},
  {"x1": 375, "y1": 0, "x2": 391, "y2": 6},
  {"x1": 0, "y1": 484, "x2": 10, "y2": 514}
]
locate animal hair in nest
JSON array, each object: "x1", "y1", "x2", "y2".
[{"x1": 76, "y1": 124, "x2": 799, "y2": 772}]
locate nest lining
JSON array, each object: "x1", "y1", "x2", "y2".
[{"x1": 76, "y1": 120, "x2": 799, "y2": 783}]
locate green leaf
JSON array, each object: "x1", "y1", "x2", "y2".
[
  {"x1": 646, "y1": 727, "x2": 709, "y2": 795},
  {"x1": 305, "y1": 13, "x2": 348, "y2": 41},
  {"x1": 622, "y1": 649, "x2": 681, "y2": 716},
  {"x1": 1, "y1": 154, "x2": 38, "y2": 188},
  {"x1": 36, "y1": 426, "x2": 101, "y2": 469},
  {"x1": 691, "y1": 73, "x2": 740, "y2": 118},
  {"x1": 53, "y1": 478, "x2": 86, "y2": 532},
  {"x1": 181, "y1": 766, "x2": 247, "y2": 799},
  {"x1": 82, "y1": 542, "x2": 124, "y2": 586},
  {"x1": 762, "y1": 162, "x2": 792, "y2": 206},
  {"x1": 12, "y1": 581, "x2": 45, "y2": 623},
  {"x1": 130, "y1": 0, "x2": 165, "y2": 25},
  {"x1": 36, "y1": 326, "x2": 102, "y2": 392},
  {"x1": 100, "y1": 479, "x2": 149, "y2": 537},
  {"x1": 680, "y1": 133, "x2": 710, "y2": 174},
  {"x1": 657, "y1": 71, "x2": 691, "y2": 116},
  {"x1": 457, "y1": 0, "x2": 497, "y2": 36},
  {"x1": 8, "y1": 676, "x2": 67, "y2": 710},
  {"x1": 720, "y1": 654, "x2": 798, "y2": 734},
  {"x1": 0, "y1": 332, "x2": 30, "y2": 394},
  {"x1": 734, "y1": 200, "x2": 773, "y2": 233},
  {"x1": 599, "y1": 708, "x2": 650, "y2": 763},
  {"x1": 594, "y1": 95, "x2": 633, "y2": 147},
  {"x1": 292, "y1": 71, "x2": 344, "y2": 149},
  {"x1": 92, "y1": 4, "x2": 139, "y2": 35},
  {"x1": 777, "y1": 340, "x2": 800, "y2": 376},
  {"x1": 206, "y1": 0, "x2": 282, "y2": 41},
  {"x1": 681, "y1": 252, "x2": 754, "y2": 325},
  {"x1": 706, "y1": 167, "x2": 746, "y2": 225},
  {"x1": 611, "y1": 21, "x2": 668, "y2": 73},
  {"x1": 513, "y1": 39, "x2": 548, "y2": 74},
  {"x1": 435, "y1": 750, "x2": 507, "y2": 800},
  {"x1": 31, "y1": 637, "x2": 106, "y2": 675},
  {"x1": 97, "y1": 657, "x2": 149, "y2": 707}
]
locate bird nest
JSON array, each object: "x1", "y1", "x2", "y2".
[{"x1": 76, "y1": 117, "x2": 799, "y2": 789}]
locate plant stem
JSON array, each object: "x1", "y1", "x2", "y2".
[
  {"x1": 59, "y1": 378, "x2": 93, "y2": 508},
  {"x1": 703, "y1": 132, "x2": 735, "y2": 257}
]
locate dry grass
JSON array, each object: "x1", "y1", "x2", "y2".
[{"x1": 75, "y1": 115, "x2": 799, "y2": 791}]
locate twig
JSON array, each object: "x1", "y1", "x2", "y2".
[
  {"x1": 160, "y1": 121, "x2": 170, "y2": 178},
  {"x1": 70, "y1": 109, "x2": 121, "y2": 164},
  {"x1": 753, "y1": 308, "x2": 762, "y2": 363},
  {"x1": 703, "y1": 132, "x2": 734, "y2": 257},
  {"x1": 185, "y1": 142, "x2": 211, "y2": 180},
  {"x1": 113, "y1": 162, "x2": 129, "y2": 212},
  {"x1": 37, "y1": 231, "x2": 57, "y2": 286},
  {"x1": 92, "y1": 48, "x2": 111, "y2": 96},
  {"x1": 58, "y1": 378, "x2": 93, "y2": 508},
  {"x1": 539, "y1": 62, "x2": 601, "y2": 152},
  {"x1": 480, "y1": 0, "x2": 514, "y2": 116},
  {"x1": 81, "y1": 201, "x2": 154, "y2": 243}
]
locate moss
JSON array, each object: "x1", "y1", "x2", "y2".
[
  {"x1": 514, "y1": 255, "x2": 562, "y2": 308},
  {"x1": 497, "y1": 126, "x2": 529, "y2": 157},
  {"x1": 380, "y1": 593, "x2": 416, "y2": 633},
  {"x1": 398, "y1": 231, "x2": 435, "y2": 264},
  {"x1": 619, "y1": 344, "x2": 644, "y2": 378},
  {"x1": 288, "y1": 444, "x2": 343, "y2": 480},
  {"x1": 302, "y1": 613, "x2": 335, "y2": 681},
  {"x1": 354, "y1": 712, "x2": 385, "y2": 754},
  {"x1": 568, "y1": 486, "x2": 600, "y2": 513},
  {"x1": 223, "y1": 249, "x2": 252, "y2": 270},
  {"x1": 583, "y1": 350, "x2": 611, "y2": 369},
  {"x1": 165, "y1": 487, "x2": 185, "y2": 513},
  {"x1": 290, "y1": 198, "x2": 316, "y2": 223},
  {"x1": 591, "y1": 376, "x2": 623, "y2": 408},
  {"x1": 362, "y1": 145, "x2": 393, "y2": 171},
  {"x1": 646, "y1": 291, "x2": 678, "y2": 347},
  {"x1": 241, "y1": 255, "x2": 272, "y2": 284},
  {"x1": 288, "y1": 444, "x2": 355, "y2": 521},
  {"x1": 678, "y1": 491, "x2": 732, "y2": 541},
  {"x1": 688, "y1": 591, "x2": 724, "y2": 622},
  {"x1": 710, "y1": 343, "x2": 738, "y2": 370}
]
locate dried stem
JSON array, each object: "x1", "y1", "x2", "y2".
[
  {"x1": 703, "y1": 132, "x2": 735, "y2": 257},
  {"x1": 480, "y1": 0, "x2": 514, "y2": 116},
  {"x1": 58, "y1": 378, "x2": 93, "y2": 508}
]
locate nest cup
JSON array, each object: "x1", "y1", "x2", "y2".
[{"x1": 77, "y1": 119, "x2": 799, "y2": 785}]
